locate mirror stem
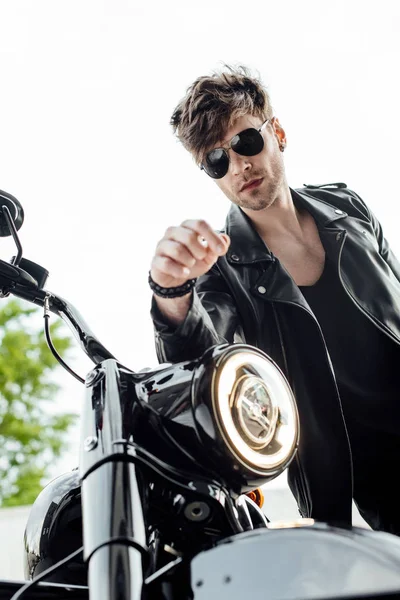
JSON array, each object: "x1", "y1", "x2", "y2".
[{"x1": 1, "y1": 204, "x2": 23, "y2": 265}]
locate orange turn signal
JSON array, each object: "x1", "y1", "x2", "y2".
[{"x1": 246, "y1": 487, "x2": 264, "y2": 508}]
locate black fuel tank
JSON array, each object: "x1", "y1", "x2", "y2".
[{"x1": 23, "y1": 469, "x2": 85, "y2": 584}]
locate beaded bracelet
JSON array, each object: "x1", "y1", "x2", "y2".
[{"x1": 148, "y1": 272, "x2": 196, "y2": 298}]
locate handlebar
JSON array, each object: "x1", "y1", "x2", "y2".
[{"x1": 0, "y1": 259, "x2": 117, "y2": 365}]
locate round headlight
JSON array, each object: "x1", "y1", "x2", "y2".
[
  {"x1": 212, "y1": 346, "x2": 299, "y2": 476},
  {"x1": 232, "y1": 374, "x2": 279, "y2": 450}
]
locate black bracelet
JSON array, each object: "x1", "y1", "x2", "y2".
[{"x1": 148, "y1": 272, "x2": 197, "y2": 298}]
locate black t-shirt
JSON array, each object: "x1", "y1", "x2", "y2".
[
  {"x1": 299, "y1": 257, "x2": 400, "y2": 453},
  {"x1": 300, "y1": 258, "x2": 400, "y2": 527}
]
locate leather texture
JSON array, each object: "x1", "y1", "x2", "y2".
[{"x1": 151, "y1": 184, "x2": 400, "y2": 526}]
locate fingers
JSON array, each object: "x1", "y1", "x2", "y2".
[
  {"x1": 151, "y1": 254, "x2": 192, "y2": 280},
  {"x1": 151, "y1": 220, "x2": 231, "y2": 288},
  {"x1": 219, "y1": 233, "x2": 231, "y2": 249},
  {"x1": 160, "y1": 228, "x2": 208, "y2": 263},
  {"x1": 180, "y1": 219, "x2": 229, "y2": 256},
  {"x1": 156, "y1": 239, "x2": 196, "y2": 270}
]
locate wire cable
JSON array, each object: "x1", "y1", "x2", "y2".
[
  {"x1": 10, "y1": 546, "x2": 84, "y2": 600},
  {"x1": 126, "y1": 440, "x2": 224, "y2": 496},
  {"x1": 125, "y1": 442, "x2": 244, "y2": 532},
  {"x1": 43, "y1": 295, "x2": 85, "y2": 383}
]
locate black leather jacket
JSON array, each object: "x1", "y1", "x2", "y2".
[{"x1": 151, "y1": 183, "x2": 400, "y2": 526}]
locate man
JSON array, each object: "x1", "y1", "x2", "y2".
[{"x1": 149, "y1": 66, "x2": 400, "y2": 534}]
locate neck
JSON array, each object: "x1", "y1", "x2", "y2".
[{"x1": 241, "y1": 184, "x2": 303, "y2": 240}]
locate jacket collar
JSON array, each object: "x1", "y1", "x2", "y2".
[
  {"x1": 293, "y1": 188, "x2": 348, "y2": 228},
  {"x1": 224, "y1": 187, "x2": 348, "y2": 265}
]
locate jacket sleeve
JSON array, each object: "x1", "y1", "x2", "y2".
[
  {"x1": 349, "y1": 189, "x2": 400, "y2": 282},
  {"x1": 150, "y1": 265, "x2": 243, "y2": 363}
]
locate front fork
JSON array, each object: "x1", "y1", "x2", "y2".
[{"x1": 80, "y1": 359, "x2": 147, "y2": 600}]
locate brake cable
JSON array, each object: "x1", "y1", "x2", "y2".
[{"x1": 43, "y1": 294, "x2": 85, "y2": 384}]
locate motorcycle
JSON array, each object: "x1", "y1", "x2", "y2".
[{"x1": 1, "y1": 189, "x2": 400, "y2": 599}]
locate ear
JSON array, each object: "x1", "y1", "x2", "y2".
[{"x1": 271, "y1": 117, "x2": 287, "y2": 150}]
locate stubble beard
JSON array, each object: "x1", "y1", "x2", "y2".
[
  {"x1": 236, "y1": 186, "x2": 275, "y2": 211},
  {"x1": 234, "y1": 169, "x2": 284, "y2": 212}
]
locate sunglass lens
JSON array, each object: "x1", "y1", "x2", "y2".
[
  {"x1": 232, "y1": 128, "x2": 264, "y2": 156},
  {"x1": 204, "y1": 148, "x2": 229, "y2": 179}
]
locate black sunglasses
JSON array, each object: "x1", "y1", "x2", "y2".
[{"x1": 200, "y1": 119, "x2": 270, "y2": 179}]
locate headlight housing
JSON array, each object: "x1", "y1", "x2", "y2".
[
  {"x1": 209, "y1": 345, "x2": 299, "y2": 478},
  {"x1": 138, "y1": 343, "x2": 300, "y2": 491}
]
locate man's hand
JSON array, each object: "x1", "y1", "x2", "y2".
[{"x1": 151, "y1": 219, "x2": 230, "y2": 289}]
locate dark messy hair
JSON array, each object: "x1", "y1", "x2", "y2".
[{"x1": 170, "y1": 65, "x2": 273, "y2": 164}]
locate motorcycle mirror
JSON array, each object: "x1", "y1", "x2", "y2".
[{"x1": 0, "y1": 190, "x2": 24, "y2": 237}]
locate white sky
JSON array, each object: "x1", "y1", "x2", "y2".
[{"x1": 0, "y1": 0, "x2": 400, "y2": 483}]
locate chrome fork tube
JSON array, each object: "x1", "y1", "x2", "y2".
[{"x1": 80, "y1": 359, "x2": 147, "y2": 600}]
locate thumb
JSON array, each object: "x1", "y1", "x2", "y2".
[{"x1": 218, "y1": 233, "x2": 231, "y2": 255}]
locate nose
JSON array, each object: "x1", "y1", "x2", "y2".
[{"x1": 229, "y1": 150, "x2": 252, "y2": 176}]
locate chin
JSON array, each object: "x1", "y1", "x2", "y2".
[
  {"x1": 236, "y1": 190, "x2": 275, "y2": 212},
  {"x1": 241, "y1": 200, "x2": 273, "y2": 212}
]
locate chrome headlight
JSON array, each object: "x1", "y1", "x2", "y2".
[{"x1": 212, "y1": 346, "x2": 299, "y2": 476}]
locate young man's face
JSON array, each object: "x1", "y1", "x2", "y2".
[{"x1": 205, "y1": 114, "x2": 287, "y2": 212}]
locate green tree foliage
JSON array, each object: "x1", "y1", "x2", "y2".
[{"x1": 0, "y1": 299, "x2": 77, "y2": 507}]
